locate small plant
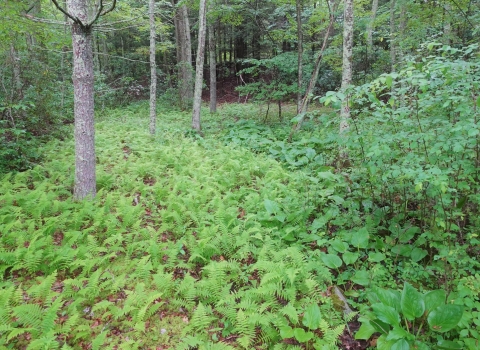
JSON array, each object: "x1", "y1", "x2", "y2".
[{"x1": 356, "y1": 283, "x2": 464, "y2": 349}]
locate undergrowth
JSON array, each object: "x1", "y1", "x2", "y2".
[
  {"x1": 1, "y1": 45, "x2": 479, "y2": 350},
  {"x1": 0, "y1": 107, "x2": 347, "y2": 349}
]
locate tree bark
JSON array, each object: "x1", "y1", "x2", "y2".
[
  {"x1": 178, "y1": 4, "x2": 193, "y2": 109},
  {"x1": 390, "y1": 0, "x2": 396, "y2": 72},
  {"x1": 340, "y1": 0, "x2": 354, "y2": 135},
  {"x1": 366, "y1": 0, "x2": 379, "y2": 51},
  {"x1": 149, "y1": 0, "x2": 157, "y2": 135},
  {"x1": 208, "y1": 23, "x2": 217, "y2": 113},
  {"x1": 51, "y1": 0, "x2": 117, "y2": 200},
  {"x1": 192, "y1": 0, "x2": 207, "y2": 131},
  {"x1": 296, "y1": 0, "x2": 303, "y2": 113},
  {"x1": 69, "y1": 0, "x2": 96, "y2": 200}
]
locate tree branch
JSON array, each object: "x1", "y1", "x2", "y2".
[
  {"x1": 50, "y1": 0, "x2": 81, "y2": 25},
  {"x1": 87, "y1": 0, "x2": 117, "y2": 28}
]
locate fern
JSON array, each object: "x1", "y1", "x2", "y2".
[{"x1": 186, "y1": 302, "x2": 215, "y2": 333}]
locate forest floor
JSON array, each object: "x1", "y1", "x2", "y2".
[
  {"x1": 0, "y1": 102, "x2": 361, "y2": 349},
  {"x1": 1, "y1": 100, "x2": 476, "y2": 349}
]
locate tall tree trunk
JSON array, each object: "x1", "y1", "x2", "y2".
[
  {"x1": 208, "y1": 23, "x2": 217, "y2": 113},
  {"x1": 289, "y1": 0, "x2": 339, "y2": 139},
  {"x1": 9, "y1": 44, "x2": 22, "y2": 99},
  {"x1": 149, "y1": 0, "x2": 157, "y2": 135},
  {"x1": 444, "y1": 3, "x2": 452, "y2": 44},
  {"x1": 390, "y1": 0, "x2": 396, "y2": 72},
  {"x1": 296, "y1": 0, "x2": 303, "y2": 113},
  {"x1": 366, "y1": 0, "x2": 379, "y2": 51},
  {"x1": 177, "y1": 4, "x2": 193, "y2": 109},
  {"x1": 192, "y1": 0, "x2": 207, "y2": 131},
  {"x1": 52, "y1": 0, "x2": 117, "y2": 200},
  {"x1": 69, "y1": 0, "x2": 96, "y2": 200},
  {"x1": 340, "y1": 0, "x2": 354, "y2": 136}
]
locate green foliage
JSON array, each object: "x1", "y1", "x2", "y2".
[
  {"x1": 356, "y1": 283, "x2": 464, "y2": 349},
  {"x1": 0, "y1": 103, "x2": 345, "y2": 348}
]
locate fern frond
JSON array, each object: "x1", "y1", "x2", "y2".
[
  {"x1": 188, "y1": 302, "x2": 215, "y2": 333},
  {"x1": 280, "y1": 303, "x2": 298, "y2": 324}
]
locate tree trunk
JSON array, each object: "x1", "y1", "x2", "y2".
[
  {"x1": 390, "y1": 0, "x2": 396, "y2": 72},
  {"x1": 296, "y1": 0, "x2": 303, "y2": 113},
  {"x1": 9, "y1": 44, "x2": 22, "y2": 99},
  {"x1": 366, "y1": 0, "x2": 378, "y2": 51},
  {"x1": 444, "y1": 3, "x2": 452, "y2": 44},
  {"x1": 340, "y1": 0, "x2": 354, "y2": 136},
  {"x1": 69, "y1": 0, "x2": 96, "y2": 200},
  {"x1": 149, "y1": 0, "x2": 157, "y2": 135},
  {"x1": 208, "y1": 23, "x2": 217, "y2": 113},
  {"x1": 192, "y1": 0, "x2": 207, "y2": 131},
  {"x1": 176, "y1": 4, "x2": 193, "y2": 109},
  {"x1": 289, "y1": 0, "x2": 339, "y2": 139},
  {"x1": 338, "y1": 0, "x2": 354, "y2": 168}
]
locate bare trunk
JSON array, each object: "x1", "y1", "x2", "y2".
[
  {"x1": 192, "y1": 0, "x2": 207, "y2": 131},
  {"x1": 9, "y1": 44, "x2": 22, "y2": 98},
  {"x1": 296, "y1": 0, "x2": 303, "y2": 113},
  {"x1": 69, "y1": 0, "x2": 96, "y2": 200},
  {"x1": 444, "y1": 3, "x2": 451, "y2": 44},
  {"x1": 289, "y1": 0, "x2": 339, "y2": 138},
  {"x1": 390, "y1": 0, "x2": 396, "y2": 72},
  {"x1": 179, "y1": 5, "x2": 193, "y2": 109},
  {"x1": 340, "y1": 0, "x2": 354, "y2": 135},
  {"x1": 366, "y1": 0, "x2": 379, "y2": 50},
  {"x1": 149, "y1": 0, "x2": 157, "y2": 135},
  {"x1": 208, "y1": 23, "x2": 217, "y2": 113}
]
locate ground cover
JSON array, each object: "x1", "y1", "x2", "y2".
[{"x1": 0, "y1": 105, "x2": 348, "y2": 349}]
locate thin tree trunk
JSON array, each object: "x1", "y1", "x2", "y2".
[
  {"x1": 192, "y1": 0, "x2": 207, "y2": 131},
  {"x1": 289, "y1": 0, "x2": 339, "y2": 139},
  {"x1": 149, "y1": 0, "x2": 157, "y2": 135},
  {"x1": 178, "y1": 4, "x2": 193, "y2": 109},
  {"x1": 340, "y1": 0, "x2": 354, "y2": 136},
  {"x1": 390, "y1": 0, "x2": 396, "y2": 72},
  {"x1": 296, "y1": 0, "x2": 303, "y2": 113},
  {"x1": 69, "y1": 0, "x2": 96, "y2": 200},
  {"x1": 366, "y1": 0, "x2": 378, "y2": 51},
  {"x1": 10, "y1": 44, "x2": 22, "y2": 99},
  {"x1": 208, "y1": 23, "x2": 217, "y2": 113},
  {"x1": 444, "y1": 3, "x2": 452, "y2": 44}
]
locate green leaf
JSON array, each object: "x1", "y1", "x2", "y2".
[
  {"x1": 391, "y1": 338, "x2": 410, "y2": 350},
  {"x1": 372, "y1": 303, "x2": 401, "y2": 326},
  {"x1": 321, "y1": 254, "x2": 343, "y2": 269},
  {"x1": 374, "y1": 288, "x2": 401, "y2": 310},
  {"x1": 331, "y1": 240, "x2": 348, "y2": 253},
  {"x1": 424, "y1": 290, "x2": 446, "y2": 313},
  {"x1": 343, "y1": 251, "x2": 359, "y2": 265},
  {"x1": 386, "y1": 326, "x2": 411, "y2": 341},
  {"x1": 368, "y1": 252, "x2": 386, "y2": 262},
  {"x1": 463, "y1": 338, "x2": 480, "y2": 350},
  {"x1": 351, "y1": 227, "x2": 369, "y2": 248},
  {"x1": 412, "y1": 341, "x2": 429, "y2": 350},
  {"x1": 377, "y1": 334, "x2": 397, "y2": 350},
  {"x1": 264, "y1": 199, "x2": 280, "y2": 215},
  {"x1": 427, "y1": 305, "x2": 464, "y2": 333},
  {"x1": 279, "y1": 325, "x2": 294, "y2": 339},
  {"x1": 436, "y1": 340, "x2": 463, "y2": 349},
  {"x1": 352, "y1": 270, "x2": 370, "y2": 286},
  {"x1": 293, "y1": 328, "x2": 314, "y2": 343},
  {"x1": 386, "y1": 75, "x2": 393, "y2": 88},
  {"x1": 410, "y1": 248, "x2": 427, "y2": 262},
  {"x1": 401, "y1": 283, "x2": 425, "y2": 321},
  {"x1": 302, "y1": 304, "x2": 322, "y2": 330},
  {"x1": 355, "y1": 320, "x2": 376, "y2": 340}
]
